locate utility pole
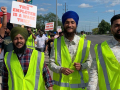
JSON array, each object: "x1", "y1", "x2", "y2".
[
  {"x1": 98, "y1": 17, "x2": 99, "y2": 25},
  {"x1": 114, "y1": 10, "x2": 115, "y2": 15},
  {"x1": 65, "y1": 3, "x2": 66, "y2": 13},
  {"x1": 89, "y1": 24, "x2": 91, "y2": 32},
  {"x1": 63, "y1": 3, "x2": 68, "y2": 13},
  {"x1": 98, "y1": 17, "x2": 99, "y2": 34},
  {"x1": 85, "y1": 25, "x2": 86, "y2": 32},
  {"x1": 56, "y1": 0, "x2": 58, "y2": 31}
]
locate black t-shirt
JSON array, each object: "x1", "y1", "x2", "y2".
[
  {"x1": 2, "y1": 36, "x2": 13, "y2": 55},
  {"x1": 47, "y1": 39, "x2": 54, "y2": 53}
]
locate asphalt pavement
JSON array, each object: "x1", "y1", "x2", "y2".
[{"x1": 87, "y1": 35, "x2": 113, "y2": 58}]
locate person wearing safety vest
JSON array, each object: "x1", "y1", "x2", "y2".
[
  {"x1": 26, "y1": 26, "x2": 36, "y2": 49},
  {"x1": 33, "y1": 28, "x2": 37, "y2": 34},
  {"x1": 48, "y1": 31, "x2": 52, "y2": 39},
  {"x1": 2, "y1": 27, "x2": 54, "y2": 90},
  {"x1": 49, "y1": 11, "x2": 92, "y2": 90},
  {"x1": 88, "y1": 14, "x2": 120, "y2": 90},
  {"x1": 80, "y1": 31, "x2": 86, "y2": 39}
]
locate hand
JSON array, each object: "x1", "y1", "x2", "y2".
[
  {"x1": 74, "y1": 62, "x2": 81, "y2": 71},
  {"x1": 44, "y1": 50, "x2": 47, "y2": 54},
  {"x1": 1, "y1": 7, "x2": 7, "y2": 13},
  {"x1": 48, "y1": 86, "x2": 53, "y2": 90},
  {"x1": 61, "y1": 68, "x2": 74, "y2": 75}
]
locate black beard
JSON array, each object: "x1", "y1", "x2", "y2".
[
  {"x1": 64, "y1": 27, "x2": 76, "y2": 34},
  {"x1": 114, "y1": 34, "x2": 120, "y2": 39},
  {"x1": 113, "y1": 29, "x2": 120, "y2": 39},
  {"x1": 13, "y1": 44, "x2": 26, "y2": 54}
]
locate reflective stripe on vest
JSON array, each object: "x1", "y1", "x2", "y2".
[
  {"x1": 54, "y1": 37, "x2": 89, "y2": 88},
  {"x1": 7, "y1": 52, "x2": 14, "y2": 90},
  {"x1": 97, "y1": 44, "x2": 111, "y2": 90},
  {"x1": 26, "y1": 45, "x2": 35, "y2": 48},
  {"x1": 7, "y1": 51, "x2": 42, "y2": 90},
  {"x1": 26, "y1": 35, "x2": 35, "y2": 49},
  {"x1": 35, "y1": 51, "x2": 42, "y2": 89}
]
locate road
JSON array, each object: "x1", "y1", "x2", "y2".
[
  {"x1": 0, "y1": 35, "x2": 113, "y2": 90},
  {"x1": 87, "y1": 35, "x2": 112, "y2": 58}
]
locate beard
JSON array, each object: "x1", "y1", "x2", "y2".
[
  {"x1": 64, "y1": 27, "x2": 76, "y2": 34},
  {"x1": 13, "y1": 43, "x2": 26, "y2": 54},
  {"x1": 113, "y1": 29, "x2": 120, "y2": 39}
]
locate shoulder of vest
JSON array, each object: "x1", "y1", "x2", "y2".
[
  {"x1": 84, "y1": 39, "x2": 90, "y2": 41},
  {"x1": 5, "y1": 51, "x2": 12, "y2": 56},
  {"x1": 96, "y1": 41, "x2": 107, "y2": 48},
  {"x1": 33, "y1": 49, "x2": 38, "y2": 52},
  {"x1": 8, "y1": 50, "x2": 13, "y2": 54},
  {"x1": 33, "y1": 49, "x2": 44, "y2": 54},
  {"x1": 57, "y1": 37, "x2": 61, "y2": 40},
  {"x1": 101, "y1": 40, "x2": 108, "y2": 46},
  {"x1": 54, "y1": 37, "x2": 61, "y2": 42},
  {"x1": 84, "y1": 39, "x2": 91, "y2": 43}
]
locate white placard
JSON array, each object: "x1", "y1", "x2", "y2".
[
  {"x1": 57, "y1": 26, "x2": 62, "y2": 33},
  {"x1": 45, "y1": 22, "x2": 54, "y2": 31},
  {"x1": 10, "y1": 1, "x2": 37, "y2": 28}
]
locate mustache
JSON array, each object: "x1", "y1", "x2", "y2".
[
  {"x1": 66, "y1": 27, "x2": 73, "y2": 29},
  {"x1": 16, "y1": 42, "x2": 22, "y2": 45},
  {"x1": 117, "y1": 29, "x2": 120, "y2": 33}
]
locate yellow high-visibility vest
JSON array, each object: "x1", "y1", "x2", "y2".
[
  {"x1": 48, "y1": 35, "x2": 50, "y2": 39},
  {"x1": 26, "y1": 34, "x2": 35, "y2": 49},
  {"x1": 94, "y1": 41, "x2": 120, "y2": 90},
  {"x1": 53, "y1": 36, "x2": 91, "y2": 90},
  {"x1": 80, "y1": 34, "x2": 86, "y2": 39},
  {"x1": 4, "y1": 50, "x2": 45, "y2": 90}
]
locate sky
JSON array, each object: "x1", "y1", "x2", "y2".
[{"x1": 0, "y1": 0, "x2": 120, "y2": 32}]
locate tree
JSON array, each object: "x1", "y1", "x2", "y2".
[
  {"x1": 36, "y1": 12, "x2": 63, "y2": 31},
  {"x1": 36, "y1": 15, "x2": 45, "y2": 30},
  {"x1": 92, "y1": 28, "x2": 99, "y2": 34},
  {"x1": 98, "y1": 19, "x2": 111, "y2": 34}
]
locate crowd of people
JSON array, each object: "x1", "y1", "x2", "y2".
[{"x1": 0, "y1": 5, "x2": 120, "y2": 90}]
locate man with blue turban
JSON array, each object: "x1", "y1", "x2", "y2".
[{"x1": 49, "y1": 11, "x2": 92, "y2": 90}]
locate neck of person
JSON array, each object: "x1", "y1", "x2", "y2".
[
  {"x1": 8, "y1": 32, "x2": 11, "y2": 36},
  {"x1": 64, "y1": 33, "x2": 75, "y2": 41}
]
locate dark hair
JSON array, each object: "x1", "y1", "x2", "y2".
[
  {"x1": 7, "y1": 23, "x2": 13, "y2": 31},
  {"x1": 81, "y1": 31, "x2": 84, "y2": 34},
  {"x1": 111, "y1": 14, "x2": 120, "y2": 25},
  {"x1": 50, "y1": 33, "x2": 54, "y2": 37}
]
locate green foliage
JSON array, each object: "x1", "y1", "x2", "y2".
[
  {"x1": 98, "y1": 19, "x2": 111, "y2": 34},
  {"x1": 36, "y1": 12, "x2": 63, "y2": 31},
  {"x1": 92, "y1": 28, "x2": 99, "y2": 34}
]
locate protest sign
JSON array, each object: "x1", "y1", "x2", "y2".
[
  {"x1": 57, "y1": 26, "x2": 62, "y2": 33},
  {"x1": 16, "y1": 0, "x2": 32, "y2": 4},
  {"x1": 45, "y1": 22, "x2": 54, "y2": 31},
  {"x1": 10, "y1": 1, "x2": 37, "y2": 28}
]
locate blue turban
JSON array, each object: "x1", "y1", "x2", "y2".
[{"x1": 62, "y1": 11, "x2": 79, "y2": 26}]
